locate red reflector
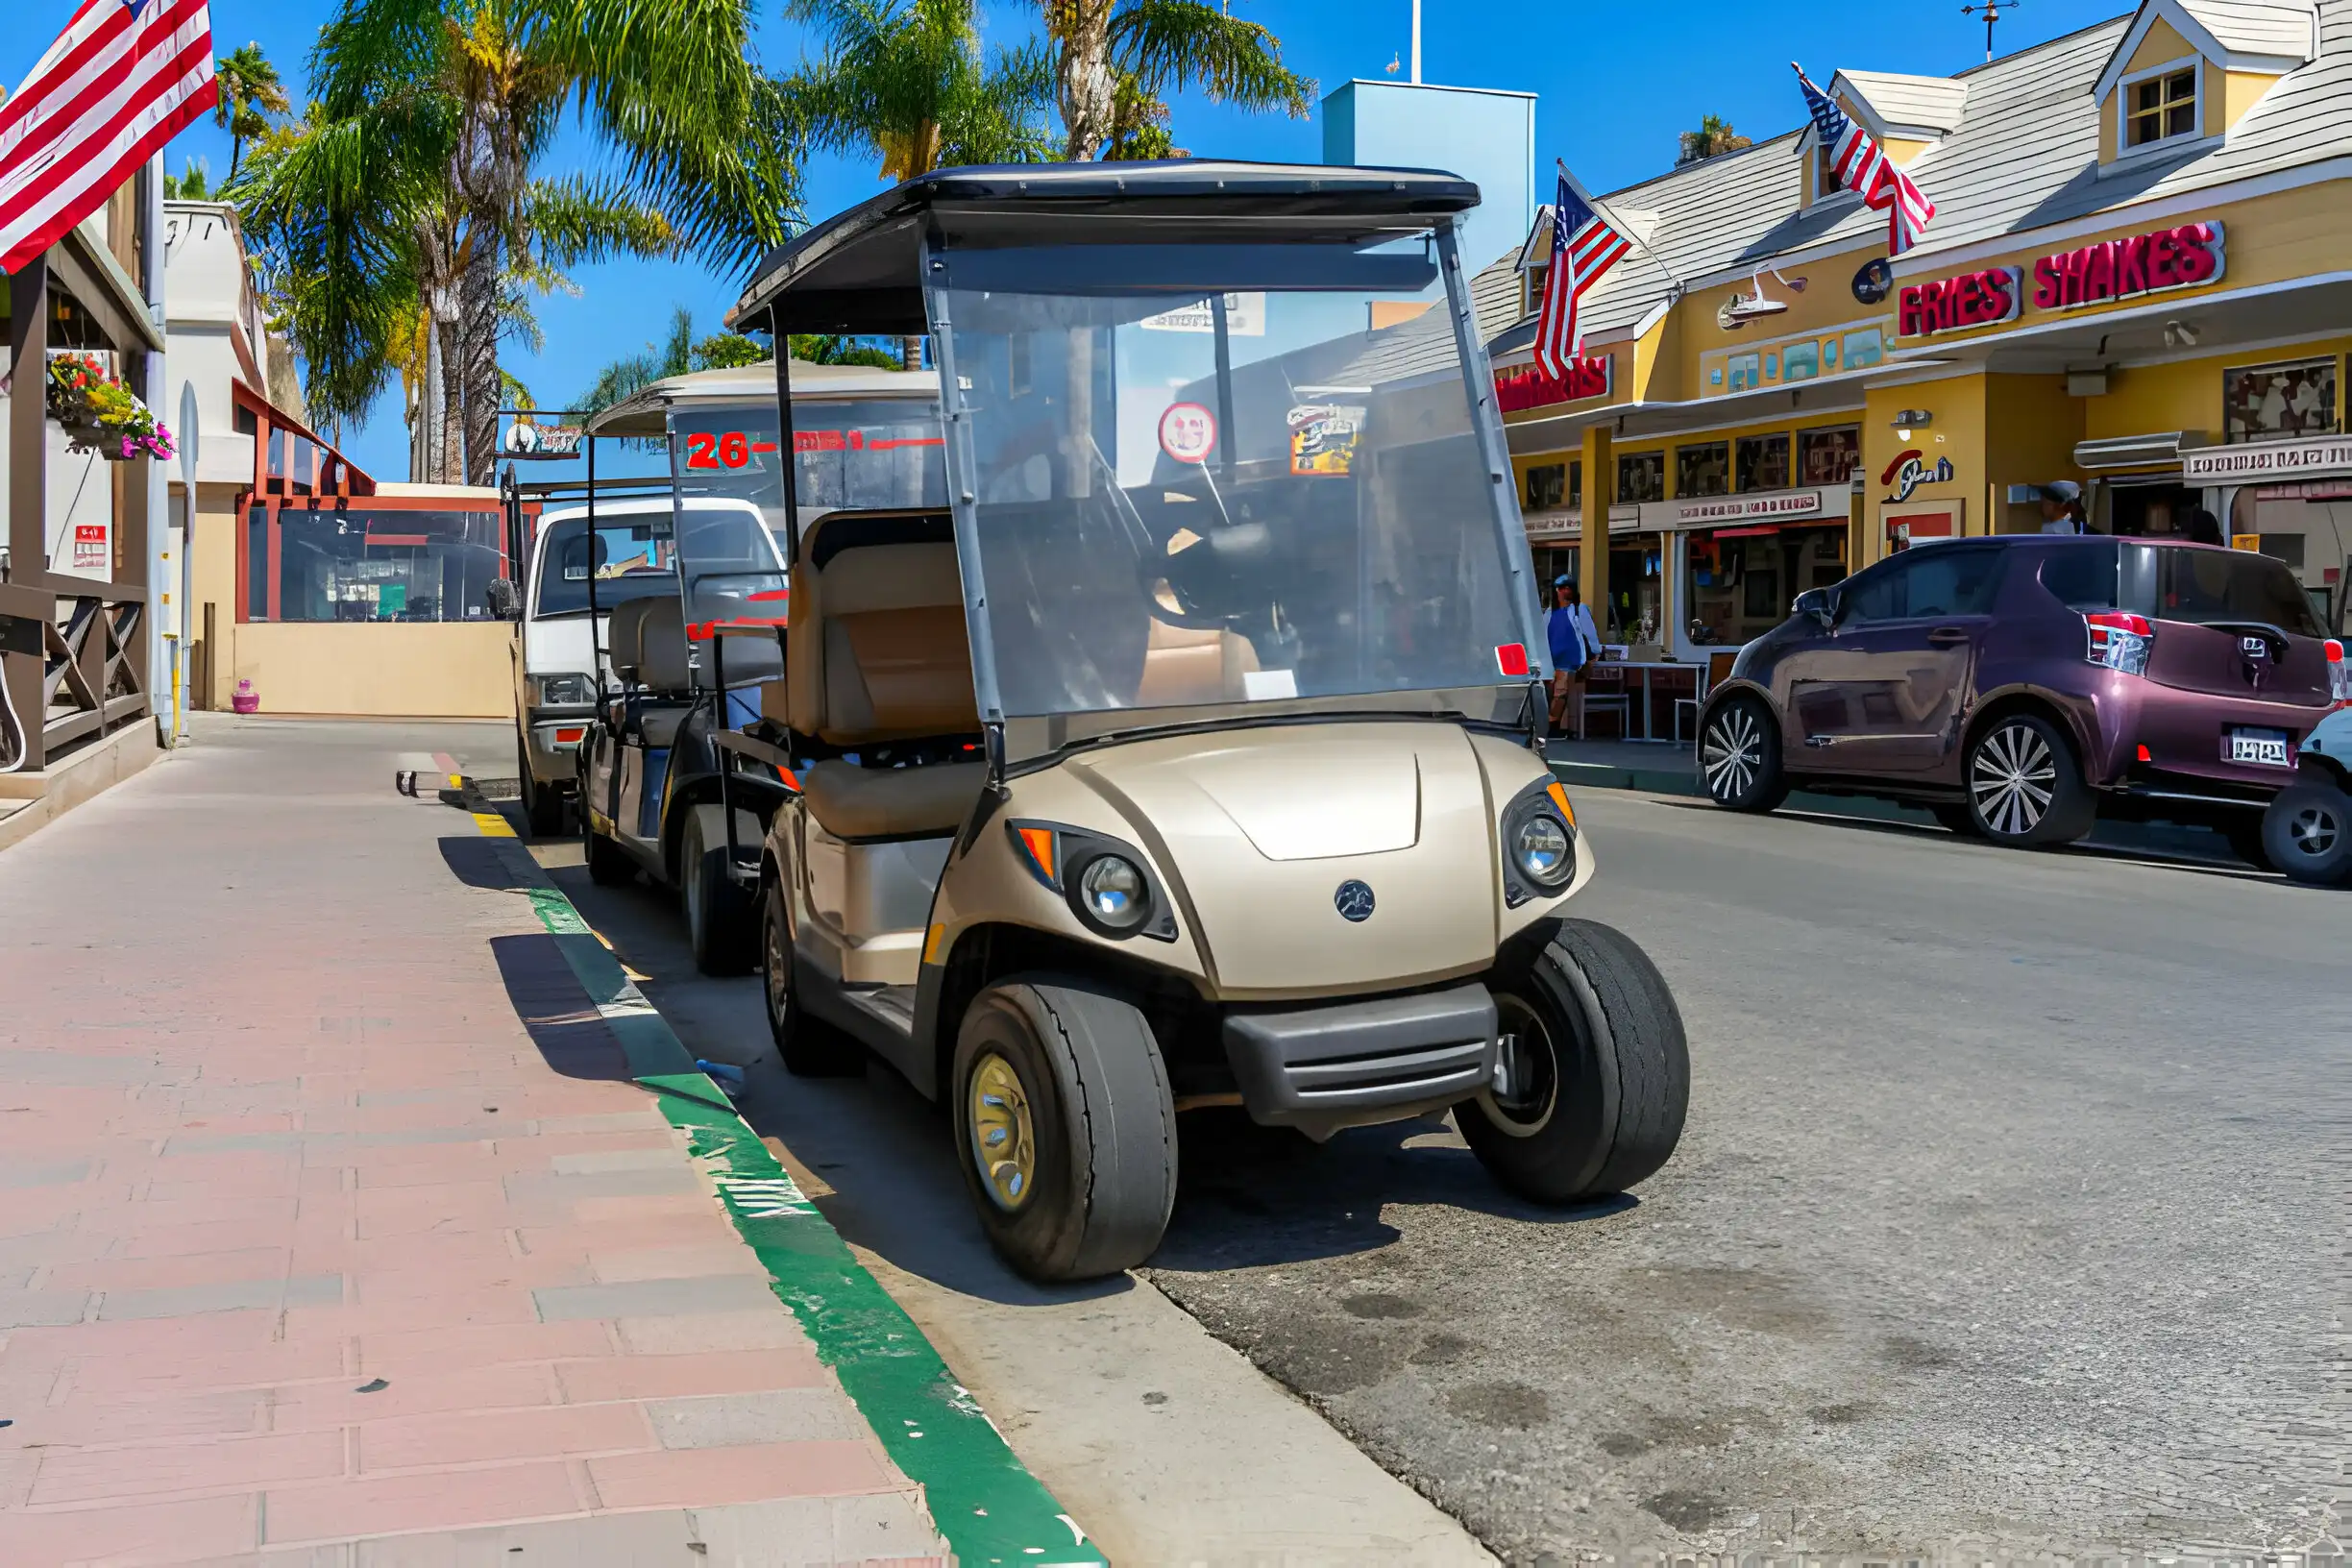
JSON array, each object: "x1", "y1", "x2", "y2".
[
  {"x1": 2136, "y1": 744, "x2": 2151, "y2": 763},
  {"x1": 555, "y1": 727, "x2": 584, "y2": 745},
  {"x1": 2328, "y1": 639, "x2": 2344, "y2": 663},
  {"x1": 1495, "y1": 643, "x2": 1531, "y2": 677}
]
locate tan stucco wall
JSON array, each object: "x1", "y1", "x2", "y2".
[
  {"x1": 227, "y1": 621, "x2": 514, "y2": 718},
  {"x1": 185, "y1": 482, "x2": 244, "y2": 711}
]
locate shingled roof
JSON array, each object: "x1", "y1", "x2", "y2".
[{"x1": 1488, "y1": 0, "x2": 2352, "y2": 354}]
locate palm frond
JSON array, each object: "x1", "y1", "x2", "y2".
[{"x1": 1108, "y1": 0, "x2": 1312, "y2": 116}]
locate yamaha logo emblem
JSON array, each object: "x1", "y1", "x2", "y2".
[{"x1": 1334, "y1": 880, "x2": 1376, "y2": 922}]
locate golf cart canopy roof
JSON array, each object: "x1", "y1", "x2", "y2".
[
  {"x1": 586, "y1": 359, "x2": 939, "y2": 438},
  {"x1": 725, "y1": 159, "x2": 1482, "y2": 335}
]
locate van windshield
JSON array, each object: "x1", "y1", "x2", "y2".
[
  {"x1": 532, "y1": 517, "x2": 676, "y2": 618},
  {"x1": 933, "y1": 236, "x2": 1523, "y2": 721}
]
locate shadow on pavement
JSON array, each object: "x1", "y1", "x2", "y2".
[
  {"x1": 438, "y1": 834, "x2": 536, "y2": 892},
  {"x1": 489, "y1": 933, "x2": 636, "y2": 1081}
]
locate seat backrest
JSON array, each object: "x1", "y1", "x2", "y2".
[
  {"x1": 638, "y1": 596, "x2": 692, "y2": 691},
  {"x1": 786, "y1": 528, "x2": 977, "y2": 744},
  {"x1": 607, "y1": 597, "x2": 659, "y2": 684}
]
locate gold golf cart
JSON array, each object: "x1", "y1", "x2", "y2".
[{"x1": 724, "y1": 162, "x2": 1690, "y2": 1281}]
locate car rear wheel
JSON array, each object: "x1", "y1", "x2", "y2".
[
  {"x1": 684, "y1": 812, "x2": 757, "y2": 976},
  {"x1": 951, "y1": 978, "x2": 1177, "y2": 1282},
  {"x1": 2262, "y1": 782, "x2": 2352, "y2": 886},
  {"x1": 1965, "y1": 713, "x2": 2094, "y2": 847},
  {"x1": 1459, "y1": 920, "x2": 1689, "y2": 1204},
  {"x1": 764, "y1": 875, "x2": 863, "y2": 1074},
  {"x1": 1700, "y1": 696, "x2": 1788, "y2": 814}
]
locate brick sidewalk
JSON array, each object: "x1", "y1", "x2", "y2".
[{"x1": 0, "y1": 720, "x2": 946, "y2": 1565}]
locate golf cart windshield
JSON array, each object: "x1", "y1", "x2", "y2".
[
  {"x1": 930, "y1": 233, "x2": 1528, "y2": 725},
  {"x1": 534, "y1": 516, "x2": 677, "y2": 617}
]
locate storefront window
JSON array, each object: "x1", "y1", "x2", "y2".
[
  {"x1": 255, "y1": 506, "x2": 503, "y2": 622},
  {"x1": 1801, "y1": 426, "x2": 1861, "y2": 485},
  {"x1": 1783, "y1": 341, "x2": 1820, "y2": 382},
  {"x1": 1607, "y1": 535, "x2": 1665, "y2": 644},
  {"x1": 1617, "y1": 451, "x2": 1664, "y2": 504},
  {"x1": 1685, "y1": 524, "x2": 1849, "y2": 648},
  {"x1": 1842, "y1": 329, "x2": 1884, "y2": 370},
  {"x1": 1676, "y1": 442, "x2": 1729, "y2": 498},
  {"x1": 1523, "y1": 460, "x2": 1577, "y2": 511},
  {"x1": 2222, "y1": 357, "x2": 2337, "y2": 443},
  {"x1": 1736, "y1": 433, "x2": 1790, "y2": 492}
]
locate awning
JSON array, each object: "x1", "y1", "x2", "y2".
[{"x1": 2073, "y1": 430, "x2": 2209, "y2": 470}]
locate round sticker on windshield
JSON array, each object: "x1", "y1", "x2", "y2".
[{"x1": 1158, "y1": 403, "x2": 1217, "y2": 464}]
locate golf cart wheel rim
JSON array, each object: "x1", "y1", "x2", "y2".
[
  {"x1": 1702, "y1": 707, "x2": 1762, "y2": 800},
  {"x1": 1970, "y1": 722, "x2": 2056, "y2": 837},
  {"x1": 762, "y1": 887, "x2": 790, "y2": 1027},
  {"x1": 2289, "y1": 802, "x2": 2340, "y2": 857},
  {"x1": 968, "y1": 1052, "x2": 1038, "y2": 1213},
  {"x1": 1480, "y1": 992, "x2": 1557, "y2": 1138}
]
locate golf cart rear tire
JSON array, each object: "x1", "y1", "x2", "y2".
[
  {"x1": 951, "y1": 977, "x2": 1176, "y2": 1283},
  {"x1": 1460, "y1": 919, "x2": 1689, "y2": 1203},
  {"x1": 1700, "y1": 695, "x2": 1788, "y2": 814},
  {"x1": 2263, "y1": 782, "x2": 2352, "y2": 885},
  {"x1": 685, "y1": 812, "x2": 757, "y2": 976},
  {"x1": 583, "y1": 816, "x2": 633, "y2": 886},
  {"x1": 763, "y1": 875, "x2": 862, "y2": 1076}
]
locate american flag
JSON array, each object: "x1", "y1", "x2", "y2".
[
  {"x1": 1795, "y1": 64, "x2": 1935, "y2": 256},
  {"x1": 0, "y1": 0, "x2": 218, "y2": 276},
  {"x1": 1531, "y1": 164, "x2": 1631, "y2": 380}
]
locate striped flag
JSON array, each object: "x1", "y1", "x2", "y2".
[
  {"x1": 1795, "y1": 64, "x2": 1935, "y2": 256},
  {"x1": 0, "y1": 0, "x2": 218, "y2": 276},
  {"x1": 1531, "y1": 164, "x2": 1631, "y2": 380}
]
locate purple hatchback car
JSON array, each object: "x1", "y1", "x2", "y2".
[{"x1": 1694, "y1": 536, "x2": 2351, "y2": 855}]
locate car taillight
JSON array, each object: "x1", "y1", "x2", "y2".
[
  {"x1": 2328, "y1": 639, "x2": 2350, "y2": 707},
  {"x1": 2084, "y1": 611, "x2": 2153, "y2": 676}
]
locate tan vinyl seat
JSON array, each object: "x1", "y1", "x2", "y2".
[
  {"x1": 607, "y1": 596, "x2": 660, "y2": 684},
  {"x1": 802, "y1": 758, "x2": 987, "y2": 839},
  {"x1": 785, "y1": 516, "x2": 984, "y2": 839},
  {"x1": 1135, "y1": 609, "x2": 1260, "y2": 707}
]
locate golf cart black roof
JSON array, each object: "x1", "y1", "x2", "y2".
[{"x1": 727, "y1": 159, "x2": 1482, "y2": 335}]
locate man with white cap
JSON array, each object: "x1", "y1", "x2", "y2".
[{"x1": 2038, "y1": 480, "x2": 2087, "y2": 534}]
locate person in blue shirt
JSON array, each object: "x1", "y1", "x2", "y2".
[{"x1": 1546, "y1": 576, "x2": 1591, "y2": 736}]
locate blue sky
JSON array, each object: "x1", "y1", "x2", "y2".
[{"x1": 12, "y1": 0, "x2": 2124, "y2": 482}]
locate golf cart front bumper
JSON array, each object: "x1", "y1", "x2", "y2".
[{"x1": 1221, "y1": 983, "x2": 1499, "y2": 1141}]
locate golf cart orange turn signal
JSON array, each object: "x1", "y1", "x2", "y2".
[
  {"x1": 1546, "y1": 781, "x2": 1576, "y2": 827},
  {"x1": 1015, "y1": 824, "x2": 1058, "y2": 887}
]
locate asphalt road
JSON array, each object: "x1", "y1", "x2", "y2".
[
  {"x1": 476, "y1": 713, "x2": 2340, "y2": 1560},
  {"x1": 1143, "y1": 791, "x2": 2345, "y2": 1559}
]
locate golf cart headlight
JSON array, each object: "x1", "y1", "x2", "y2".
[
  {"x1": 1073, "y1": 853, "x2": 1151, "y2": 934},
  {"x1": 1511, "y1": 814, "x2": 1574, "y2": 888},
  {"x1": 532, "y1": 672, "x2": 595, "y2": 706}
]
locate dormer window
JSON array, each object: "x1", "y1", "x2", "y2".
[{"x1": 2125, "y1": 62, "x2": 2199, "y2": 146}]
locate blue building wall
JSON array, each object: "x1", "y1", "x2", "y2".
[{"x1": 1321, "y1": 80, "x2": 1537, "y2": 277}]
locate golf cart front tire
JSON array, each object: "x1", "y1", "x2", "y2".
[
  {"x1": 952, "y1": 978, "x2": 1177, "y2": 1283},
  {"x1": 683, "y1": 811, "x2": 757, "y2": 976},
  {"x1": 1459, "y1": 919, "x2": 1689, "y2": 1204}
]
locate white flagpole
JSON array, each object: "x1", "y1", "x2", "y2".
[{"x1": 1409, "y1": 0, "x2": 1422, "y2": 83}]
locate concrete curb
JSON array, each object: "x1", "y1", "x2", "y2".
[{"x1": 454, "y1": 778, "x2": 1104, "y2": 1567}]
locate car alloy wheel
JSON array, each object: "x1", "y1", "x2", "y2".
[
  {"x1": 2283, "y1": 798, "x2": 2340, "y2": 860},
  {"x1": 1970, "y1": 721, "x2": 2057, "y2": 837},
  {"x1": 1702, "y1": 706, "x2": 1763, "y2": 801}
]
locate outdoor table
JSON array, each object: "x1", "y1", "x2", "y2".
[{"x1": 1601, "y1": 661, "x2": 1701, "y2": 744}]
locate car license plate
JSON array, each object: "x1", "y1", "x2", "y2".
[{"x1": 2227, "y1": 728, "x2": 2291, "y2": 767}]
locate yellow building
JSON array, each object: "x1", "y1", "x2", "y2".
[{"x1": 1488, "y1": 0, "x2": 2352, "y2": 665}]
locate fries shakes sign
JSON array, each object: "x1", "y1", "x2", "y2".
[{"x1": 1897, "y1": 221, "x2": 2225, "y2": 339}]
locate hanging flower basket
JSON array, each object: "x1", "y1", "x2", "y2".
[{"x1": 45, "y1": 353, "x2": 175, "y2": 462}]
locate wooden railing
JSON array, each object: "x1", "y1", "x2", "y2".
[{"x1": 0, "y1": 578, "x2": 148, "y2": 775}]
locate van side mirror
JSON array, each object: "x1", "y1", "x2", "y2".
[
  {"x1": 486, "y1": 577, "x2": 521, "y2": 620},
  {"x1": 1792, "y1": 588, "x2": 1835, "y2": 629}
]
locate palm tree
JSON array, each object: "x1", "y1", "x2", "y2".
[
  {"x1": 162, "y1": 157, "x2": 212, "y2": 200},
  {"x1": 1677, "y1": 114, "x2": 1752, "y2": 166},
  {"x1": 786, "y1": 0, "x2": 1056, "y2": 366},
  {"x1": 790, "y1": 333, "x2": 903, "y2": 369},
  {"x1": 232, "y1": 0, "x2": 798, "y2": 484},
  {"x1": 1035, "y1": 0, "x2": 1311, "y2": 163},
  {"x1": 213, "y1": 42, "x2": 292, "y2": 178}
]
